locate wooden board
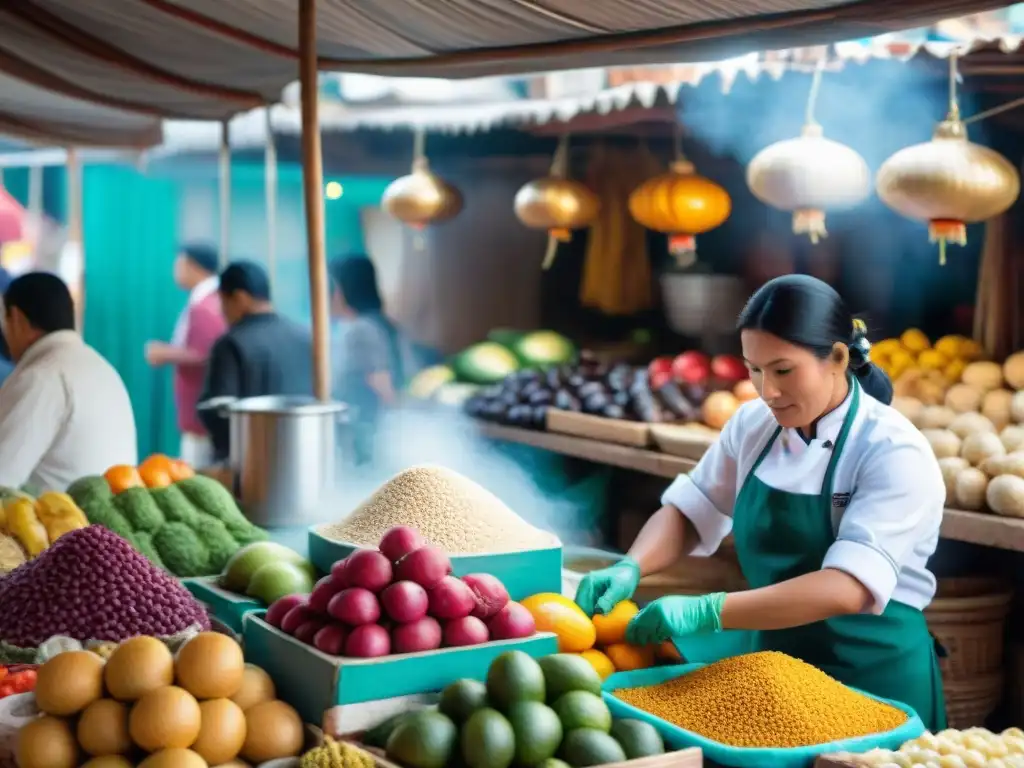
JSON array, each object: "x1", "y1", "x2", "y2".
[
  {"x1": 650, "y1": 423, "x2": 719, "y2": 460},
  {"x1": 546, "y1": 409, "x2": 652, "y2": 447}
]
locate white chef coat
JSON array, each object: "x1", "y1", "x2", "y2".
[
  {"x1": 0, "y1": 331, "x2": 137, "y2": 491},
  {"x1": 662, "y1": 388, "x2": 944, "y2": 615},
  {"x1": 171, "y1": 275, "x2": 219, "y2": 347}
]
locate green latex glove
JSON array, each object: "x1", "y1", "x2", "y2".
[
  {"x1": 625, "y1": 592, "x2": 727, "y2": 645},
  {"x1": 574, "y1": 557, "x2": 642, "y2": 616}
]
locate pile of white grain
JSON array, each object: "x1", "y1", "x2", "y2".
[{"x1": 318, "y1": 465, "x2": 558, "y2": 554}]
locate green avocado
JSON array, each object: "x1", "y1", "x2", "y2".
[
  {"x1": 386, "y1": 711, "x2": 458, "y2": 768},
  {"x1": 486, "y1": 650, "x2": 546, "y2": 711},
  {"x1": 506, "y1": 700, "x2": 563, "y2": 766},
  {"x1": 559, "y1": 728, "x2": 627, "y2": 767},
  {"x1": 460, "y1": 708, "x2": 515, "y2": 768},
  {"x1": 611, "y1": 718, "x2": 665, "y2": 759}
]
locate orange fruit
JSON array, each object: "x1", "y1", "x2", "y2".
[
  {"x1": 605, "y1": 643, "x2": 656, "y2": 672},
  {"x1": 139, "y1": 455, "x2": 175, "y2": 489},
  {"x1": 168, "y1": 460, "x2": 195, "y2": 482},
  {"x1": 578, "y1": 649, "x2": 616, "y2": 681},
  {"x1": 591, "y1": 600, "x2": 639, "y2": 646},
  {"x1": 104, "y1": 465, "x2": 143, "y2": 494}
]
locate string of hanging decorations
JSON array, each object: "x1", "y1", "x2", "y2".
[
  {"x1": 745, "y1": 60, "x2": 871, "y2": 244},
  {"x1": 513, "y1": 134, "x2": 601, "y2": 270},
  {"x1": 876, "y1": 51, "x2": 1020, "y2": 265},
  {"x1": 381, "y1": 126, "x2": 463, "y2": 244},
  {"x1": 627, "y1": 122, "x2": 732, "y2": 268}
]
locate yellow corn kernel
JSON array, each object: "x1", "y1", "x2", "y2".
[{"x1": 4, "y1": 498, "x2": 49, "y2": 557}]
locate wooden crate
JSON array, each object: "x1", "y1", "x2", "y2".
[
  {"x1": 650, "y1": 423, "x2": 719, "y2": 461},
  {"x1": 547, "y1": 409, "x2": 651, "y2": 447},
  {"x1": 347, "y1": 740, "x2": 703, "y2": 768}
]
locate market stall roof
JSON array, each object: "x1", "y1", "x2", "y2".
[
  {"x1": 150, "y1": 35, "x2": 1024, "y2": 154},
  {"x1": 0, "y1": 0, "x2": 1013, "y2": 146}
]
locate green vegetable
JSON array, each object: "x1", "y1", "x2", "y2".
[
  {"x1": 386, "y1": 711, "x2": 458, "y2": 768},
  {"x1": 486, "y1": 651, "x2": 546, "y2": 711},
  {"x1": 461, "y1": 708, "x2": 515, "y2": 768},
  {"x1": 512, "y1": 331, "x2": 575, "y2": 368},
  {"x1": 506, "y1": 701, "x2": 563, "y2": 766},
  {"x1": 551, "y1": 692, "x2": 612, "y2": 733},
  {"x1": 69, "y1": 475, "x2": 267, "y2": 578},
  {"x1": 538, "y1": 654, "x2": 603, "y2": 702},
  {"x1": 559, "y1": 729, "x2": 626, "y2": 767},
  {"x1": 451, "y1": 342, "x2": 521, "y2": 385},
  {"x1": 610, "y1": 719, "x2": 664, "y2": 759}
]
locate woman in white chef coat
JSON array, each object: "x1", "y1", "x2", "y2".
[{"x1": 576, "y1": 274, "x2": 946, "y2": 730}]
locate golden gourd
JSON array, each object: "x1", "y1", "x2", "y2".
[
  {"x1": 514, "y1": 178, "x2": 599, "y2": 240},
  {"x1": 382, "y1": 158, "x2": 462, "y2": 228},
  {"x1": 520, "y1": 593, "x2": 596, "y2": 653},
  {"x1": 628, "y1": 160, "x2": 731, "y2": 258},
  {"x1": 4, "y1": 498, "x2": 49, "y2": 557}
]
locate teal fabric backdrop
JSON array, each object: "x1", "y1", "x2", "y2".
[{"x1": 81, "y1": 165, "x2": 182, "y2": 460}]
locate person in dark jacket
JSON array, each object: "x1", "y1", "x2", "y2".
[{"x1": 199, "y1": 260, "x2": 313, "y2": 460}]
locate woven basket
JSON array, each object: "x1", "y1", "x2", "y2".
[
  {"x1": 925, "y1": 577, "x2": 1012, "y2": 677},
  {"x1": 943, "y1": 671, "x2": 1004, "y2": 729}
]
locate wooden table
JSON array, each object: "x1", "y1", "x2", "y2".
[{"x1": 479, "y1": 424, "x2": 1024, "y2": 553}]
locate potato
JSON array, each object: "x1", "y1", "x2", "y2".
[
  {"x1": 954, "y1": 467, "x2": 990, "y2": 510},
  {"x1": 1001, "y1": 425, "x2": 1024, "y2": 452},
  {"x1": 938, "y1": 457, "x2": 970, "y2": 503},
  {"x1": 961, "y1": 432, "x2": 1006, "y2": 466},
  {"x1": 917, "y1": 406, "x2": 956, "y2": 430},
  {"x1": 986, "y1": 474, "x2": 1024, "y2": 518},
  {"x1": 1004, "y1": 352, "x2": 1024, "y2": 390},
  {"x1": 891, "y1": 396, "x2": 924, "y2": 425},
  {"x1": 1012, "y1": 390, "x2": 1024, "y2": 424},
  {"x1": 948, "y1": 412, "x2": 996, "y2": 440},
  {"x1": 922, "y1": 429, "x2": 962, "y2": 460},
  {"x1": 980, "y1": 452, "x2": 1024, "y2": 479},
  {"x1": 962, "y1": 361, "x2": 1004, "y2": 392},
  {"x1": 945, "y1": 383, "x2": 984, "y2": 414},
  {"x1": 981, "y1": 389, "x2": 1015, "y2": 429}
]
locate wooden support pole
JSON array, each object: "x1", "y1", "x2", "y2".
[
  {"x1": 65, "y1": 148, "x2": 84, "y2": 331},
  {"x1": 299, "y1": 0, "x2": 331, "y2": 401},
  {"x1": 264, "y1": 107, "x2": 278, "y2": 294},
  {"x1": 218, "y1": 120, "x2": 232, "y2": 267}
]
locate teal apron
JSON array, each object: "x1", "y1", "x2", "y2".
[{"x1": 678, "y1": 378, "x2": 946, "y2": 730}]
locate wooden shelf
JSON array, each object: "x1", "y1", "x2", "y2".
[{"x1": 478, "y1": 423, "x2": 1024, "y2": 553}]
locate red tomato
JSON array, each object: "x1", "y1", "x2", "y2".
[
  {"x1": 647, "y1": 356, "x2": 673, "y2": 379},
  {"x1": 671, "y1": 351, "x2": 711, "y2": 385}
]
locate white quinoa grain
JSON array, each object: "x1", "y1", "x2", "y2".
[{"x1": 318, "y1": 465, "x2": 558, "y2": 554}]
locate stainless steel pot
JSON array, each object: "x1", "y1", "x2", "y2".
[{"x1": 199, "y1": 395, "x2": 348, "y2": 527}]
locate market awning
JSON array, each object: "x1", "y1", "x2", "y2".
[{"x1": 0, "y1": 0, "x2": 1013, "y2": 145}]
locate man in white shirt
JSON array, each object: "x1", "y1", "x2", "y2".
[{"x1": 0, "y1": 272, "x2": 137, "y2": 491}]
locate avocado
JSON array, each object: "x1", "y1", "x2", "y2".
[
  {"x1": 559, "y1": 728, "x2": 627, "y2": 767},
  {"x1": 363, "y1": 712, "x2": 411, "y2": 748},
  {"x1": 538, "y1": 654, "x2": 603, "y2": 702},
  {"x1": 506, "y1": 701, "x2": 563, "y2": 766},
  {"x1": 385, "y1": 711, "x2": 458, "y2": 768},
  {"x1": 461, "y1": 708, "x2": 516, "y2": 768},
  {"x1": 536, "y1": 760, "x2": 572, "y2": 768},
  {"x1": 611, "y1": 719, "x2": 665, "y2": 759},
  {"x1": 452, "y1": 342, "x2": 521, "y2": 385},
  {"x1": 551, "y1": 691, "x2": 612, "y2": 733},
  {"x1": 439, "y1": 679, "x2": 489, "y2": 725},
  {"x1": 486, "y1": 650, "x2": 546, "y2": 710}
]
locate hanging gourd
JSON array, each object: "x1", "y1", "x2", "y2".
[
  {"x1": 876, "y1": 53, "x2": 1020, "y2": 265},
  {"x1": 746, "y1": 63, "x2": 870, "y2": 244},
  {"x1": 628, "y1": 124, "x2": 731, "y2": 265},
  {"x1": 514, "y1": 134, "x2": 599, "y2": 270},
  {"x1": 382, "y1": 127, "x2": 463, "y2": 231}
]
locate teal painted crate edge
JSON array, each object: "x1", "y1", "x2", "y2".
[
  {"x1": 307, "y1": 527, "x2": 563, "y2": 601},
  {"x1": 181, "y1": 576, "x2": 263, "y2": 634},
  {"x1": 601, "y1": 663, "x2": 925, "y2": 768},
  {"x1": 243, "y1": 612, "x2": 558, "y2": 725}
]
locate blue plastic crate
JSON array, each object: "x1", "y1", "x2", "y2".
[
  {"x1": 602, "y1": 663, "x2": 924, "y2": 768},
  {"x1": 243, "y1": 612, "x2": 559, "y2": 725},
  {"x1": 307, "y1": 527, "x2": 562, "y2": 602},
  {"x1": 181, "y1": 576, "x2": 263, "y2": 634}
]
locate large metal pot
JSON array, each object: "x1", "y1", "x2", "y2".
[{"x1": 200, "y1": 396, "x2": 348, "y2": 527}]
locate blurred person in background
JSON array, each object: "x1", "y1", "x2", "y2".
[
  {"x1": 0, "y1": 268, "x2": 14, "y2": 386},
  {"x1": 0, "y1": 272, "x2": 136, "y2": 490},
  {"x1": 329, "y1": 254, "x2": 408, "y2": 466},
  {"x1": 145, "y1": 243, "x2": 226, "y2": 467},
  {"x1": 199, "y1": 260, "x2": 312, "y2": 461}
]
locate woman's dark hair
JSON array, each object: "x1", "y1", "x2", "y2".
[
  {"x1": 736, "y1": 274, "x2": 893, "y2": 405},
  {"x1": 329, "y1": 254, "x2": 383, "y2": 315}
]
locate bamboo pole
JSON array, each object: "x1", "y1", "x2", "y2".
[
  {"x1": 264, "y1": 107, "x2": 278, "y2": 294},
  {"x1": 299, "y1": 0, "x2": 331, "y2": 401},
  {"x1": 218, "y1": 119, "x2": 231, "y2": 267},
  {"x1": 66, "y1": 148, "x2": 84, "y2": 331}
]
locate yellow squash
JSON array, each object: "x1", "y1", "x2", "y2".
[
  {"x1": 34, "y1": 493, "x2": 89, "y2": 543},
  {"x1": 4, "y1": 498, "x2": 49, "y2": 557}
]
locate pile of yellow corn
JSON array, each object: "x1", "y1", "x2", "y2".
[
  {"x1": 300, "y1": 737, "x2": 375, "y2": 768},
  {"x1": 0, "y1": 492, "x2": 89, "y2": 566},
  {"x1": 614, "y1": 651, "x2": 907, "y2": 748}
]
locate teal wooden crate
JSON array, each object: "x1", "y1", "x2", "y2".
[
  {"x1": 602, "y1": 664, "x2": 924, "y2": 768},
  {"x1": 243, "y1": 612, "x2": 558, "y2": 725},
  {"x1": 181, "y1": 576, "x2": 263, "y2": 634},
  {"x1": 307, "y1": 527, "x2": 562, "y2": 601}
]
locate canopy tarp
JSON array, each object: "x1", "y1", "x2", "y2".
[{"x1": 0, "y1": 0, "x2": 1013, "y2": 145}]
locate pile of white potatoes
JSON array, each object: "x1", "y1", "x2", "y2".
[
  {"x1": 892, "y1": 353, "x2": 1024, "y2": 517},
  {"x1": 834, "y1": 727, "x2": 1024, "y2": 768}
]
